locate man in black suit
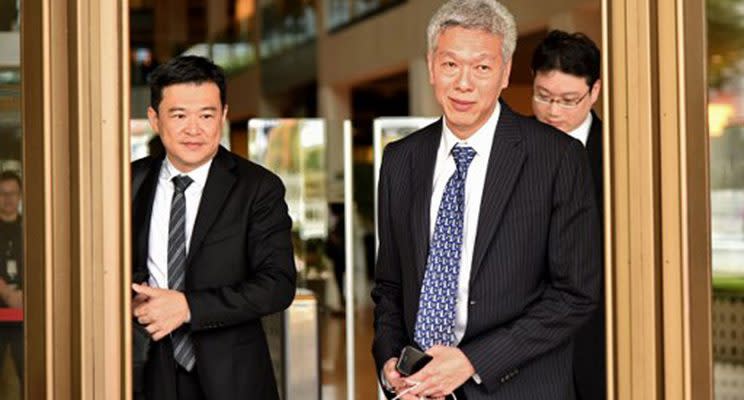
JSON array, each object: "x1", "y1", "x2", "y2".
[
  {"x1": 131, "y1": 56, "x2": 296, "y2": 400},
  {"x1": 372, "y1": 1, "x2": 601, "y2": 399},
  {"x1": 530, "y1": 30, "x2": 605, "y2": 400}
]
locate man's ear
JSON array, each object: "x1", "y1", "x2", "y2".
[
  {"x1": 427, "y1": 52, "x2": 435, "y2": 85},
  {"x1": 590, "y1": 79, "x2": 602, "y2": 106},
  {"x1": 147, "y1": 106, "x2": 160, "y2": 134},
  {"x1": 501, "y1": 58, "x2": 513, "y2": 90}
]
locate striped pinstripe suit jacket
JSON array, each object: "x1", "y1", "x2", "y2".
[{"x1": 372, "y1": 102, "x2": 602, "y2": 400}]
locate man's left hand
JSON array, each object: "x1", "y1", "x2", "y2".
[
  {"x1": 404, "y1": 345, "x2": 475, "y2": 399},
  {"x1": 131, "y1": 283, "x2": 190, "y2": 341}
]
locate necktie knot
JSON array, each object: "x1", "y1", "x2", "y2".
[
  {"x1": 172, "y1": 175, "x2": 193, "y2": 194},
  {"x1": 451, "y1": 145, "x2": 476, "y2": 175}
]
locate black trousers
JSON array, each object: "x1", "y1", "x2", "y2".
[
  {"x1": 143, "y1": 337, "x2": 206, "y2": 400},
  {"x1": 0, "y1": 325, "x2": 23, "y2": 384}
]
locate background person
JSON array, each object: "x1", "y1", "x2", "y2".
[{"x1": 530, "y1": 30, "x2": 605, "y2": 400}]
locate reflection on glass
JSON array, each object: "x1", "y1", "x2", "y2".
[
  {"x1": 325, "y1": 0, "x2": 406, "y2": 31},
  {"x1": 130, "y1": 47, "x2": 156, "y2": 87},
  {"x1": 248, "y1": 119, "x2": 328, "y2": 283},
  {"x1": 0, "y1": 0, "x2": 19, "y2": 31},
  {"x1": 260, "y1": 1, "x2": 317, "y2": 60},
  {"x1": 708, "y1": 0, "x2": 744, "y2": 396},
  {"x1": 248, "y1": 118, "x2": 331, "y2": 398},
  {"x1": 181, "y1": 40, "x2": 258, "y2": 76},
  {"x1": 373, "y1": 117, "x2": 438, "y2": 184},
  {"x1": 0, "y1": 0, "x2": 23, "y2": 398}
]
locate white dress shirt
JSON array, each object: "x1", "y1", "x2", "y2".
[
  {"x1": 431, "y1": 103, "x2": 500, "y2": 344},
  {"x1": 147, "y1": 157, "x2": 212, "y2": 290},
  {"x1": 566, "y1": 112, "x2": 593, "y2": 147}
]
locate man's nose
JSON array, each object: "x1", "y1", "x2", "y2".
[
  {"x1": 547, "y1": 101, "x2": 563, "y2": 115},
  {"x1": 455, "y1": 68, "x2": 474, "y2": 91},
  {"x1": 184, "y1": 116, "x2": 201, "y2": 134}
]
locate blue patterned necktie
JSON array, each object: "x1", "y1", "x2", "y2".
[
  {"x1": 168, "y1": 175, "x2": 196, "y2": 371},
  {"x1": 414, "y1": 145, "x2": 476, "y2": 350}
]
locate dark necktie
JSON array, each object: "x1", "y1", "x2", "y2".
[
  {"x1": 168, "y1": 175, "x2": 195, "y2": 371},
  {"x1": 414, "y1": 145, "x2": 476, "y2": 349}
]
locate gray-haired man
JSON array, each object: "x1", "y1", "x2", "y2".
[{"x1": 372, "y1": 1, "x2": 601, "y2": 399}]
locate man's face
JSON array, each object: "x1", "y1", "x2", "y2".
[
  {"x1": 532, "y1": 70, "x2": 600, "y2": 133},
  {"x1": 0, "y1": 180, "x2": 21, "y2": 219},
  {"x1": 147, "y1": 82, "x2": 226, "y2": 172},
  {"x1": 428, "y1": 26, "x2": 512, "y2": 139}
]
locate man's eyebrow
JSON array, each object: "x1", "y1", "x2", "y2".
[
  {"x1": 534, "y1": 85, "x2": 582, "y2": 97},
  {"x1": 439, "y1": 50, "x2": 496, "y2": 60},
  {"x1": 165, "y1": 106, "x2": 220, "y2": 112}
]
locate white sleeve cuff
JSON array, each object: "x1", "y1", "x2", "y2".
[
  {"x1": 380, "y1": 369, "x2": 394, "y2": 390},
  {"x1": 472, "y1": 373, "x2": 482, "y2": 384}
]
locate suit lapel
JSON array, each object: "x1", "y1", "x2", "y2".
[
  {"x1": 411, "y1": 120, "x2": 442, "y2": 283},
  {"x1": 186, "y1": 147, "x2": 237, "y2": 267},
  {"x1": 132, "y1": 157, "x2": 162, "y2": 276},
  {"x1": 470, "y1": 104, "x2": 526, "y2": 284},
  {"x1": 586, "y1": 111, "x2": 603, "y2": 207},
  {"x1": 586, "y1": 111, "x2": 602, "y2": 166}
]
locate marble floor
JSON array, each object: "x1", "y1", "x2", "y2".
[{"x1": 319, "y1": 302, "x2": 379, "y2": 400}]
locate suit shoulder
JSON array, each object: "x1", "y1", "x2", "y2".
[
  {"x1": 131, "y1": 155, "x2": 158, "y2": 173},
  {"x1": 513, "y1": 111, "x2": 582, "y2": 151},
  {"x1": 225, "y1": 150, "x2": 285, "y2": 188},
  {"x1": 382, "y1": 119, "x2": 441, "y2": 157},
  {"x1": 395, "y1": 119, "x2": 441, "y2": 145}
]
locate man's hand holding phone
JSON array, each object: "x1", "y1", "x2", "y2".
[
  {"x1": 403, "y1": 345, "x2": 475, "y2": 399},
  {"x1": 381, "y1": 346, "x2": 434, "y2": 399},
  {"x1": 382, "y1": 357, "x2": 410, "y2": 397}
]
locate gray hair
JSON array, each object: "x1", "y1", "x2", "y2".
[{"x1": 427, "y1": 0, "x2": 518, "y2": 62}]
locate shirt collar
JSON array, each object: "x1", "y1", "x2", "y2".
[
  {"x1": 441, "y1": 102, "x2": 501, "y2": 157},
  {"x1": 567, "y1": 112, "x2": 593, "y2": 147},
  {"x1": 160, "y1": 156, "x2": 213, "y2": 190}
]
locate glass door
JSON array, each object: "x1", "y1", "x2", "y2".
[{"x1": 0, "y1": 1, "x2": 23, "y2": 398}]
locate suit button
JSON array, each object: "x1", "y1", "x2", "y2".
[{"x1": 469, "y1": 300, "x2": 476, "y2": 306}]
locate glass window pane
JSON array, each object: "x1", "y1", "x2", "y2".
[
  {"x1": 0, "y1": 0, "x2": 24, "y2": 398},
  {"x1": 707, "y1": 0, "x2": 744, "y2": 396},
  {"x1": 248, "y1": 118, "x2": 327, "y2": 400},
  {"x1": 325, "y1": 0, "x2": 407, "y2": 31}
]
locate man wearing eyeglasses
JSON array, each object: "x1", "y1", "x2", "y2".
[{"x1": 531, "y1": 30, "x2": 605, "y2": 400}]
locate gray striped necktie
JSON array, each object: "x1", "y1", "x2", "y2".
[{"x1": 168, "y1": 174, "x2": 195, "y2": 371}]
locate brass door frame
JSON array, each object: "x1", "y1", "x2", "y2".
[
  {"x1": 18, "y1": 0, "x2": 715, "y2": 398},
  {"x1": 22, "y1": 0, "x2": 131, "y2": 398},
  {"x1": 604, "y1": 0, "x2": 712, "y2": 398}
]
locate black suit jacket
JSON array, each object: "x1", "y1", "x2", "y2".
[
  {"x1": 131, "y1": 146, "x2": 296, "y2": 400},
  {"x1": 573, "y1": 111, "x2": 606, "y2": 400},
  {"x1": 372, "y1": 103, "x2": 602, "y2": 400}
]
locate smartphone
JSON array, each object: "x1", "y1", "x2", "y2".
[{"x1": 396, "y1": 345, "x2": 433, "y2": 376}]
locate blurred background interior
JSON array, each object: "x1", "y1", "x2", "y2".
[{"x1": 2, "y1": 0, "x2": 744, "y2": 399}]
